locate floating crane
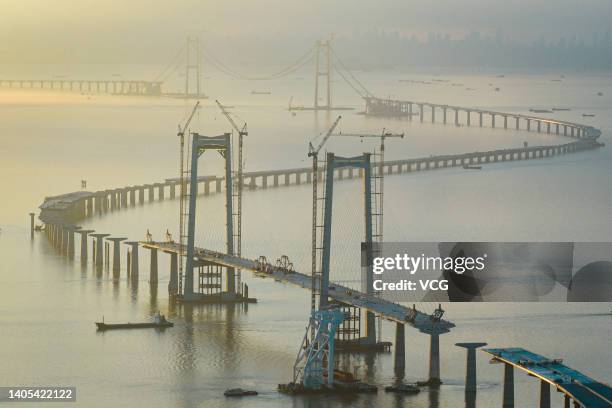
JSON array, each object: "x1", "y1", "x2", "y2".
[
  {"x1": 215, "y1": 99, "x2": 247, "y2": 292},
  {"x1": 177, "y1": 101, "x2": 200, "y2": 297}
]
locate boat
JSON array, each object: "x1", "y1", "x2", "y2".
[
  {"x1": 463, "y1": 164, "x2": 482, "y2": 170},
  {"x1": 224, "y1": 388, "x2": 258, "y2": 397},
  {"x1": 385, "y1": 383, "x2": 421, "y2": 394},
  {"x1": 597, "y1": 92, "x2": 603, "y2": 96},
  {"x1": 95, "y1": 312, "x2": 173, "y2": 331}
]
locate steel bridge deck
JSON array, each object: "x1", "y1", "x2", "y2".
[
  {"x1": 142, "y1": 241, "x2": 454, "y2": 334},
  {"x1": 483, "y1": 348, "x2": 612, "y2": 408}
]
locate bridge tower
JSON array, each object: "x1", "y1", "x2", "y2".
[
  {"x1": 314, "y1": 39, "x2": 332, "y2": 110},
  {"x1": 180, "y1": 133, "x2": 250, "y2": 303},
  {"x1": 314, "y1": 152, "x2": 386, "y2": 350},
  {"x1": 184, "y1": 36, "x2": 202, "y2": 98}
]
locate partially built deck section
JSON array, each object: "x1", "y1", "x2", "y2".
[
  {"x1": 483, "y1": 348, "x2": 612, "y2": 408},
  {"x1": 141, "y1": 241, "x2": 454, "y2": 335}
]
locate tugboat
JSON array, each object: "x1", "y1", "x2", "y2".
[
  {"x1": 95, "y1": 312, "x2": 173, "y2": 331},
  {"x1": 224, "y1": 388, "x2": 258, "y2": 397}
]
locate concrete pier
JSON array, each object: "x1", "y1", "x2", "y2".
[
  {"x1": 168, "y1": 252, "x2": 178, "y2": 296},
  {"x1": 124, "y1": 241, "x2": 139, "y2": 284},
  {"x1": 29, "y1": 213, "x2": 35, "y2": 239},
  {"x1": 503, "y1": 363, "x2": 514, "y2": 408},
  {"x1": 107, "y1": 237, "x2": 127, "y2": 278},
  {"x1": 66, "y1": 225, "x2": 81, "y2": 259},
  {"x1": 76, "y1": 230, "x2": 94, "y2": 263},
  {"x1": 90, "y1": 234, "x2": 110, "y2": 268},
  {"x1": 428, "y1": 333, "x2": 441, "y2": 386},
  {"x1": 148, "y1": 247, "x2": 158, "y2": 283},
  {"x1": 456, "y1": 342, "x2": 487, "y2": 393},
  {"x1": 539, "y1": 380, "x2": 550, "y2": 408},
  {"x1": 394, "y1": 322, "x2": 405, "y2": 375}
]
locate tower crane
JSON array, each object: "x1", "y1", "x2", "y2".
[
  {"x1": 215, "y1": 99, "x2": 247, "y2": 293},
  {"x1": 177, "y1": 101, "x2": 200, "y2": 297},
  {"x1": 307, "y1": 115, "x2": 341, "y2": 318}
]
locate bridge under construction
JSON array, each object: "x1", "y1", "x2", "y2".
[{"x1": 30, "y1": 37, "x2": 609, "y2": 404}]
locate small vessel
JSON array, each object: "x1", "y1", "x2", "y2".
[
  {"x1": 251, "y1": 91, "x2": 271, "y2": 95},
  {"x1": 463, "y1": 164, "x2": 482, "y2": 170},
  {"x1": 494, "y1": 87, "x2": 500, "y2": 92},
  {"x1": 597, "y1": 92, "x2": 603, "y2": 96},
  {"x1": 385, "y1": 383, "x2": 421, "y2": 394},
  {"x1": 582, "y1": 114, "x2": 596, "y2": 117},
  {"x1": 95, "y1": 312, "x2": 173, "y2": 331},
  {"x1": 224, "y1": 388, "x2": 258, "y2": 397},
  {"x1": 552, "y1": 107, "x2": 571, "y2": 111},
  {"x1": 530, "y1": 108, "x2": 553, "y2": 113}
]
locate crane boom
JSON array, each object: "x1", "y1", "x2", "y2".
[
  {"x1": 178, "y1": 101, "x2": 200, "y2": 137},
  {"x1": 308, "y1": 116, "x2": 342, "y2": 157},
  {"x1": 215, "y1": 99, "x2": 247, "y2": 136}
]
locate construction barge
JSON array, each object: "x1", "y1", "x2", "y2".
[{"x1": 95, "y1": 313, "x2": 173, "y2": 331}]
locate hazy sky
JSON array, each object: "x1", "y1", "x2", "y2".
[{"x1": 1, "y1": 0, "x2": 611, "y2": 64}]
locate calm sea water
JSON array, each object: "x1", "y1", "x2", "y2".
[{"x1": 0, "y1": 69, "x2": 611, "y2": 407}]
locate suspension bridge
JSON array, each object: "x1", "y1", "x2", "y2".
[
  {"x1": 0, "y1": 36, "x2": 372, "y2": 105},
  {"x1": 29, "y1": 37, "x2": 609, "y2": 405}
]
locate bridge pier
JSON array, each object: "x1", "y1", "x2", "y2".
[
  {"x1": 157, "y1": 184, "x2": 164, "y2": 200},
  {"x1": 107, "y1": 237, "x2": 127, "y2": 279},
  {"x1": 67, "y1": 226, "x2": 81, "y2": 259},
  {"x1": 168, "y1": 252, "x2": 178, "y2": 296},
  {"x1": 540, "y1": 380, "x2": 550, "y2": 408},
  {"x1": 479, "y1": 112, "x2": 483, "y2": 127},
  {"x1": 129, "y1": 188, "x2": 136, "y2": 206},
  {"x1": 455, "y1": 109, "x2": 459, "y2": 126},
  {"x1": 516, "y1": 116, "x2": 520, "y2": 130},
  {"x1": 456, "y1": 343, "x2": 487, "y2": 394},
  {"x1": 443, "y1": 107, "x2": 447, "y2": 124},
  {"x1": 169, "y1": 182, "x2": 176, "y2": 199},
  {"x1": 491, "y1": 114, "x2": 496, "y2": 128},
  {"x1": 148, "y1": 247, "x2": 158, "y2": 283},
  {"x1": 216, "y1": 179, "x2": 222, "y2": 192},
  {"x1": 91, "y1": 234, "x2": 110, "y2": 269},
  {"x1": 537, "y1": 121, "x2": 541, "y2": 133},
  {"x1": 431, "y1": 105, "x2": 435, "y2": 123},
  {"x1": 428, "y1": 333, "x2": 441, "y2": 386},
  {"x1": 394, "y1": 322, "x2": 405, "y2": 376},
  {"x1": 419, "y1": 104, "x2": 424, "y2": 122},
  {"x1": 203, "y1": 180, "x2": 210, "y2": 195},
  {"x1": 503, "y1": 363, "x2": 514, "y2": 408},
  {"x1": 504, "y1": 116, "x2": 508, "y2": 129},
  {"x1": 408, "y1": 103, "x2": 413, "y2": 120},
  {"x1": 124, "y1": 242, "x2": 139, "y2": 283},
  {"x1": 466, "y1": 110, "x2": 471, "y2": 126},
  {"x1": 527, "y1": 119, "x2": 531, "y2": 131},
  {"x1": 273, "y1": 174, "x2": 279, "y2": 187},
  {"x1": 147, "y1": 185, "x2": 154, "y2": 202}
]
